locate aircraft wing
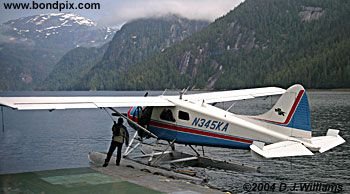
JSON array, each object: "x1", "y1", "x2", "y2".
[
  {"x1": 0, "y1": 87, "x2": 285, "y2": 110},
  {"x1": 181, "y1": 87, "x2": 286, "y2": 104},
  {"x1": 0, "y1": 96, "x2": 174, "y2": 110}
]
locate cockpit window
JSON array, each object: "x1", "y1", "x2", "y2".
[
  {"x1": 160, "y1": 109, "x2": 176, "y2": 122},
  {"x1": 178, "y1": 111, "x2": 190, "y2": 121}
]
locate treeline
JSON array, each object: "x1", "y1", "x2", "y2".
[
  {"x1": 114, "y1": 0, "x2": 350, "y2": 90},
  {"x1": 44, "y1": 0, "x2": 350, "y2": 90}
]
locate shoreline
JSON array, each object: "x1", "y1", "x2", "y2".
[
  {"x1": 307, "y1": 88, "x2": 350, "y2": 92},
  {"x1": 1, "y1": 88, "x2": 350, "y2": 94}
]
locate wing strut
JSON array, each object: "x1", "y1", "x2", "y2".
[
  {"x1": 108, "y1": 107, "x2": 157, "y2": 138},
  {"x1": 1, "y1": 106, "x2": 4, "y2": 132}
]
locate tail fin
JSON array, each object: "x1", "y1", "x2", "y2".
[{"x1": 256, "y1": 84, "x2": 311, "y2": 136}]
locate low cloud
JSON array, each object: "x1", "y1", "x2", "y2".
[
  {"x1": 100, "y1": 0, "x2": 244, "y2": 26},
  {"x1": 0, "y1": 0, "x2": 244, "y2": 26}
]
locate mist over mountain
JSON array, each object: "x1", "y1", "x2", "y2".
[
  {"x1": 0, "y1": 13, "x2": 116, "y2": 90},
  {"x1": 100, "y1": 0, "x2": 243, "y2": 26}
]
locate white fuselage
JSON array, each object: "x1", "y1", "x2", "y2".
[{"x1": 128, "y1": 97, "x2": 310, "y2": 149}]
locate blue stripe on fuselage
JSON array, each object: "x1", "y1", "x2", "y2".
[{"x1": 148, "y1": 125, "x2": 250, "y2": 149}]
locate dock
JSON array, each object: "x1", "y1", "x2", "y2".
[
  {"x1": 1, "y1": 167, "x2": 161, "y2": 194},
  {"x1": 1, "y1": 151, "x2": 226, "y2": 194},
  {"x1": 1, "y1": 150, "x2": 259, "y2": 193},
  {"x1": 89, "y1": 151, "x2": 223, "y2": 194}
]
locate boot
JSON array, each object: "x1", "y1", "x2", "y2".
[{"x1": 103, "y1": 159, "x2": 109, "y2": 167}]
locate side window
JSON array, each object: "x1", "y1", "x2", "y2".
[
  {"x1": 160, "y1": 109, "x2": 176, "y2": 122},
  {"x1": 178, "y1": 111, "x2": 190, "y2": 121}
]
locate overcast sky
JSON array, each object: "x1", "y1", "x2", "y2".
[{"x1": 0, "y1": 0, "x2": 244, "y2": 26}]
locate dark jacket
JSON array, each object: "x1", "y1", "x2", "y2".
[{"x1": 112, "y1": 123, "x2": 129, "y2": 145}]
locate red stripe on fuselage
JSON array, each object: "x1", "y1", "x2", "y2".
[{"x1": 149, "y1": 120, "x2": 252, "y2": 144}]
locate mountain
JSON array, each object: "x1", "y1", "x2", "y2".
[
  {"x1": 0, "y1": 13, "x2": 116, "y2": 90},
  {"x1": 93, "y1": 0, "x2": 349, "y2": 90},
  {"x1": 44, "y1": 15, "x2": 209, "y2": 90},
  {"x1": 41, "y1": 44, "x2": 109, "y2": 90},
  {"x1": 0, "y1": 13, "x2": 115, "y2": 50}
]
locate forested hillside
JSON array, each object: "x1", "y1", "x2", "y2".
[
  {"x1": 41, "y1": 44, "x2": 108, "y2": 90},
  {"x1": 42, "y1": 0, "x2": 350, "y2": 91},
  {"x1": 44, "y1": 16, "x2": 208, "y2": 90},
  {"x1": 105, "y1": 0, "x2": 350, "y2": 90}
]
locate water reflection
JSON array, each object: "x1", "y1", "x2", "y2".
[{"x1": 0, "y1": 91, "x2": 349, "y2": 193}]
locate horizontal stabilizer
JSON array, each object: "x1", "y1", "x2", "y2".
[
  {"x1": 310, "y1": 129, "x2": 346, "y2": 153},
  {"x1": 250, "y1": 141, "x2": 313, "y2": 158}
]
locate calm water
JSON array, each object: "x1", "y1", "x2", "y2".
[{"x1": 0, "y1": 91, "x2": 349, "y2": 193}]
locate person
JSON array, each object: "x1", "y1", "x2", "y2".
[{"x1": 103, "y1": 118, "x2": 129, "y2": 167}]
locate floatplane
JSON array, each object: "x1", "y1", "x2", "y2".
[{"x1": 0, "y1": 84, "x2": 345, "y2": 167}]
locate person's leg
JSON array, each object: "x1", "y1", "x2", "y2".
[
  {"x1": 103, "y1": 141, "x2": 117, "y2": 167},
  {"x1": 116, "y1": 143, "x2": 123, "y2": 166}
]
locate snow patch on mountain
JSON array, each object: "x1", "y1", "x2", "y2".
[
  {"x1": 0, "y1": 13, "x2": 117, "y2": 48},
  {"x1": 6, "y1": 13, "x2": 98, "y2": 32}
]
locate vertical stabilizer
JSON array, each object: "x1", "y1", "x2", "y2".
[{"x1": 255, "y1": 84, "x2": 311, "y2": 136}]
